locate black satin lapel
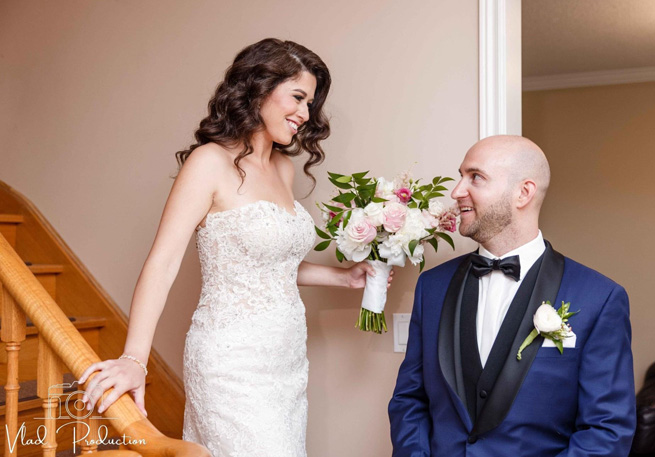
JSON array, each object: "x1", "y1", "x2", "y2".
[
  {"x1": 472, "y1": 241, "x2": 565, "y2": 438},
  {"x1": 438, "y1": 255, "x2": 472, "y2": 412}
]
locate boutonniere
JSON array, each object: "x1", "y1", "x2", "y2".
[{"x1": 517, "y1": 301, "x2": 579, "y2": 360}]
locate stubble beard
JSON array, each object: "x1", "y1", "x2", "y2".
[{"x1": 459, "y1": 193, "x2": 513, "y2": 244}]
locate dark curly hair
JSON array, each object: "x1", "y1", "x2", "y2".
[{"x1": 175, "y1": 38, "x2": 331, "y2": 189}]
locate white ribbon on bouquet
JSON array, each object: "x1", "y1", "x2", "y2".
[{"x1": 361, "y1": 259, "x2": 393, "y2": 313}]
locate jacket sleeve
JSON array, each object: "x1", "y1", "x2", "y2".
[
  {"x1": 388, "y1": 274, "x2": 432, "y2": 457},
  {"x1": 556, "y1": 285, "x2": 636, "y2": 457}
]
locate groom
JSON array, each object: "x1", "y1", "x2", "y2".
[{"x1": 389, "y1": 135, "x2": 635, "y2": 456}]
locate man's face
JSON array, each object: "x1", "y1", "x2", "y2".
[{"x1": 450, "y1": 145, "x2": 515, "y2": 245}]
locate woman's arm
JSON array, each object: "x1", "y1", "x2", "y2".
[
  {"x1": 78, "y1": 146, "x2": 223, "y2": 414},
  {"x1": 297, "y1": 261, "x2": 393, "y2": 289}
]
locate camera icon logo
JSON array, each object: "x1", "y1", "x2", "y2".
[{"x1": 35, "y1": 381, "x2": 105, "y2": 421}]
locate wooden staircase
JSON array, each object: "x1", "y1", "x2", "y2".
[{"x1": 0, "y1": 181, "x2": 209, "y2": 456}]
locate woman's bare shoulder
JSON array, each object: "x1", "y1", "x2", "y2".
[{"x1": 178, "y1": 143, "x2": 237, "y2": 182}]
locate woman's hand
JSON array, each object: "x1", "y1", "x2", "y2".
[
  {"x1": 344, "y1": 262, "x2": 395, "y2": 289},
  {"x1": 78, "y1": 358, "x2": 148, "y2": 416}
]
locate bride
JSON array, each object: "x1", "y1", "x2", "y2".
[{"x1": 77, "y1": 38, "x2": 391, "y2": 456}]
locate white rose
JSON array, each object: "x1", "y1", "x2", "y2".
[
  {"x1": 421, "y1": 210, "x2": 439, "y2": 229},
  {"x1": 364, "y1": 202, "x2": 385, "y2": 227},
  {"x1": 335, "y1": 227, "x2": 372, "y2": 262},
  {"x1": 428, "y1": 198, "x2": 446, "y2": 217},
  {"x1": 398, "y1": 208, "x2": 429, "y2": 240},
  {"x1": 379, "y1": 235, "x2": 407, "y2": 267},
  {"x1": 533, "y1": 303, "x2": 562, "y2": 333},
  {"x1": 335, "y1": 209, "x2": 374, "y2": 262}
]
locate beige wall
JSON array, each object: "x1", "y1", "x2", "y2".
[
  {"x1": 524, "y1": 82, "x2": 655, "y2": 391},
  {"x1": 0, "y1": 1, "x2": 479, "y2": 455}
]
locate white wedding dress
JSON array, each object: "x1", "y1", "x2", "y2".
[{"x1": 182, "y1": 200, "x2": 315, "y2": 457}]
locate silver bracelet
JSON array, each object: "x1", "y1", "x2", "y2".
[{"x1": 119, "y1": 354, "x2": 148, "y2": 376}]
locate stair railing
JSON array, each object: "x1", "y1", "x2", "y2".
[{"x1": 0, "y1": 234, "x2": 210, "y2": 456}]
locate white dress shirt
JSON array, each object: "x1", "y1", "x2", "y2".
[{"x1": 476, "y1": 231, "x2": 546, "y2": 367}]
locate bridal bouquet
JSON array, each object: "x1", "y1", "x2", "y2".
[{"x1": 315, "y1": 170, "x2": 458, "y2": 333}]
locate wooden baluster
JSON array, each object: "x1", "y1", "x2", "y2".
[
  {"x1": 36, "y1": 337, "x2": 64, "y2": 457},
  {"x1": 78, "y1": 414, "x2": 100, "y2": 454},
  {"x1": 1, "y1": 284, "x2": 26, "y2": 457}
]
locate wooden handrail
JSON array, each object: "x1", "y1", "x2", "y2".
[{"x1": 0, "y1": 234, "x2": 210, "y2": 456}]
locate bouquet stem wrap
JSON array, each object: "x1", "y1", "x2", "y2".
[{"x1": 357, "y1": 260, "x2": 392, "y2": 333}]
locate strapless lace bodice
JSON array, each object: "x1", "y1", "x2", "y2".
[
  {"x1": 192, "y1": 200, "x2": 315, "y2": 328},
  {"x1": 182, "y1": 200, "x2": 315, "y2": 457}
]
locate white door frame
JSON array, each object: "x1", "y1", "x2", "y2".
[{"x1": 479, "y1": 0, "x2": 522, "y2": 139}]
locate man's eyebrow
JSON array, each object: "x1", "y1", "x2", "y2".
[{"x1": 463, "y1": 167, "x2": 486, "y2": 175}]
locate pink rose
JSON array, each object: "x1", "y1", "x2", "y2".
[
  {"x1": 438, "y1": 208, "x2": 458, "y2": 233},
  {"x1": 441, "y1": 215, "x2": 457, "y2": 232},
  {"x1": 395, "y1": 187, "x2": 412, "y2": 204},
  {"x1": 345, "y1": 218, "x2": 378, "y2": 244},
  {"x1": 383, "y1": 202, "x2": 407, "y2": 233}
]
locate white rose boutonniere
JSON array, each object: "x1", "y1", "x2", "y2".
[{"x1": 517, "y1": 301, "x2": 579, "y2": 360}]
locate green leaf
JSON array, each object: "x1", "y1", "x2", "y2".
[
  {"x1": 314, "y1": 240, "x2": 331, "y2": 251},
  {"x1": 435, "y1": 232, "x2": 455, "y2": 250},
  {"x1": 371, "y1": 196, "x2": 388, "y2": 203},
  {"x1": 427, "y1": 237, "x2": 439, "y2": 252},
  {"x1": 335, "y1": 175, "x2": 352, "y2": 183},
  {"x1": 407, "y1": 201, "x2": 418, "y2": 209},
  {"x1": 359, "y1": 190, "x2": 374, "y2": 201},
  {"x1": 327, "y1": 171, "x2": 345, "y2": 179},
  {"x1": 408, "y1": 239, "x2": 419, "y2": 256},
  {"x1": 324, "y1": 203, "x2": 344, "y2": 213},
  {"x1": 432, "y1": 176, "x2": 442, "y2": 185},
  {"x1": 424, "y1": 192, "x2": 444, "y2": 200},
  {"x1": 336, "y1": 249, "x2": 345, "y2": 262},
  {"x1": 342, "y1": 209, "x2": 352, "y2": 228},
  {"x1": 329, "y1": 178, "x2": 353, "y2": 190},
  {"x1": 432, "y1": 185, "x2": 448, "y2": 192},
  {"x1": 554, "y1": 339, "x2": 564, "y2": 354},
  {"x1": 352, "y1": 171, "x2": 369, "y2": 179},
  {"x1": 332, "y1": 192, "x2": 357, "y2": 204},
  {"x1": 314, "y1": 226, "x2": 331, "y2": 239},
  {"x1": 419, "y1": 258, "x2": 426, "y2": 272},
  {"x1": 438, "y1": 177, "x2": 455, "y2": 183},
  {"x1": 356, "y1": 183, "x2": 377, "y2": 192}
]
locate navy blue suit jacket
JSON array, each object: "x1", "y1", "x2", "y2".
[{"x1": 389, "y1": 244, "x2": 636, "y2": 456}]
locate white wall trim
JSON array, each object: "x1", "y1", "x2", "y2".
[
  {"x1": 523, "y1": 66, "x2": 655, "y2": 91},
  {"x1": 479, "y1": 0, "x2": 521, "y2": 139},
  {"x1": 479, "y1": 0, "x2": 506, "y2": 139}
]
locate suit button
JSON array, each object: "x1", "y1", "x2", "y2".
[
  {"x1": 467, "y1": 436, "x2": 478, "y2": 444},
  {"x1": 479, "y1": 390, "x2": 488, "y2": 399}
]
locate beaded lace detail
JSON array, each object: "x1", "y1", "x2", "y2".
[{"x1": 182, "y1": 200, "x2": 315, "y2": 457}]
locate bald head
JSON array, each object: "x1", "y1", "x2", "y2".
[{"x1": 469, "y1": 135, "x2": 550, "y2": 208}]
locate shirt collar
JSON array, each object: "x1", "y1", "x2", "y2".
[{"x1": 479, "y1": 231, "x2": 546, "y2": 280}]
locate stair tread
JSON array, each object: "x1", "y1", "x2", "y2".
[
  {"x1": 0, "y1": 315, "x2": 107, "y2": 334},
  {"x1": 0, "y1": 214, "x2": 24, "y2": 223},
  {"x1": 24, "y1": 315, "x2": 107, "y2": 335},
  {"x1": 27, "y1": 263, "x2": 64, "y2": 274}
]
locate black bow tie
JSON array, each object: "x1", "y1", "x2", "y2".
[{"x1": 470, "y1": 253, "x2": 521, "y2": 281}]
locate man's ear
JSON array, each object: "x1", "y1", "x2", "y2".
[{"x1": 516, "y1": 179, "x2": 537, "y2": 209}]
